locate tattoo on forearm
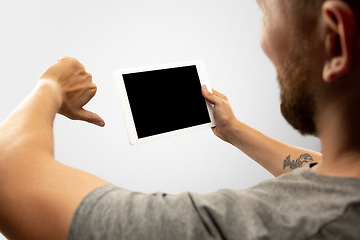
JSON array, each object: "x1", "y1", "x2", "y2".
[{"x1": 283, "y1": 153, "x2": 314, "y2": 171}]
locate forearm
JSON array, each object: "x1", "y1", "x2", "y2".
[
  {"x1": 0, "y1": 80, "x2": 61, "y2": 162},
  {"x1": 227, "y1": 120, "x2": 322, "y2": 177},
  {"x1": 0, "y1": 58, "x2": 109, "y2": 240},
  {"x1": 201, "y1": 86, "x2": 321, "y2": 177}
]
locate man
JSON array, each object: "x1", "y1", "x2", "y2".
[{"x1": 0, "y1": 0, "x2": 359, "y2": 239}]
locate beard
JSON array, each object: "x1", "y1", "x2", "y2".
[{"x1": 277, "y1": 45, "x2": 317, "y2": 136}]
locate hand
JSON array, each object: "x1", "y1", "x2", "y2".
[
  {"x1": 201, "y1": 85, "x2": 237, "y2": 143},
  {"x1": 38, "y1": 57, "x2": 105, "y2": 127}
]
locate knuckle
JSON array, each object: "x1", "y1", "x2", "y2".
[
  {"x1": 218, "y1": 100, "x2": 225, "y2": 106},
  {"x1": 91, "y1": 83, "x2": 97, "y2": 92},
  {"x1": 68, "y1": 57, "x2": 78, "y2": 65},
  {"x1": 86, "y1": 115, "x2": 95, "y2": 123},
  {"x1": 58, "y1": 56, "x2": 70, "y2": 62},
  {"x1": 84, "y1": 73, "x2": 93, "y2": 83},
  {"x1": 219, "y1": 99, "x2": 228, "y2": 106}
]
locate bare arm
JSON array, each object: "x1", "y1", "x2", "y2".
[
  {"x1": 201, "y1": 85, "x2": 322, "y2": 177},
  {"x1": 0, "y1": 57, "x2": 109, "y2": 240}
]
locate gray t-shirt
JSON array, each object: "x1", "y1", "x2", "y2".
[{"x1": 68, "y1": 163, "x2": 360, "y2": 240}]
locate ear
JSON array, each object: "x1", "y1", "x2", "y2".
[{"x1": 322, "y1": 1, "x2": 358, "y2": 83}]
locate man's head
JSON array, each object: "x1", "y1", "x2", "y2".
[{"x1": 257, "y1": 0, "x2": 360, "y2": 136}]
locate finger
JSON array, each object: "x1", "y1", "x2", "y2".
[
  {"x1": 201, "y1": 85, "x2": 221, "y2": 105},
  {"x1": 212, "y1": 89, "x2": 228, "y2": 101},
  {"x1": 76, "y1": 108, "x2": 105, "y2": 127}
]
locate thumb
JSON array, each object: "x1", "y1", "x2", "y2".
[
  {"x1": 77, "y1": 108, "x2": 105, "y2": 127},
  {"x1": 201, "y1": 85, "x2": 219, "y2": 105}
]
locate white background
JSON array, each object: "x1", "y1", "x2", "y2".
[{"x1": 0, "y1": 0, "x2": 321, "y2": 239}]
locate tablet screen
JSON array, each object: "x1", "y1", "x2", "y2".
[{"x1": 123, "y1": 65, "x2": 211, "y2": 139}]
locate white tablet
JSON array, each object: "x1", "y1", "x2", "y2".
[{"x1": 113, "y1": 60, "x2": 216, "y2": 145}]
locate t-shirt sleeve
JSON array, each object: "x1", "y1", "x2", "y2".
[{"x1": 67, "y1": 184, "x2": 244, "y2": 240}]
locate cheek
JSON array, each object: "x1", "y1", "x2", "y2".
[
  {"x1": 259, "y1": 19, "x2": 289, "y2": 70},
  {"x1": 260, "y1": 21, "x2": 269, "y2": 57},
  {"x1": 260, "y1": 21, "x2": 276, "y2": 64}
]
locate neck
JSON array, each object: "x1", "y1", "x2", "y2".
[
  {"x1": 313, "y1": 152, "x2": 360, "y2": 178},
  {"x1": 312, "y1": 95, "x2": 360, "y2": 178}
]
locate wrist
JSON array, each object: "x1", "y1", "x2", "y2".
[
  {"x1": 220, "y1": 118, "x2": 242, "y2": 144},
  {"x1": 35, "y1": 79, "x2": 63, "y2": 111}
]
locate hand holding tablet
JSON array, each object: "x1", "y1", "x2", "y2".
[{"x1": 113, "y1": 60, "x2": 216, "y2": 145}]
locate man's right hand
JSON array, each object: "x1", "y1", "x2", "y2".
[
  {"x1": 38, "y1": 56, "x2": 105, "y2": 127},
  {"x1": 201, "y1": 85, "x2": 238, "y2": 144}
]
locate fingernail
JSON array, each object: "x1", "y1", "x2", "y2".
[
  {"x1": 203, "y1": 85, "x2": 207, "y2": 91},
  {"x1": 96, "y1": 121, "x2": 105, "y2": 127}
]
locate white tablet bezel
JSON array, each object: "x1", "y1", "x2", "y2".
[{"x1": 113, "y1": 60, "x2": 216, "y2": 145}]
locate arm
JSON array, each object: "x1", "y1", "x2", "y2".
[
  {"x1": 0, "y1": 57, "x2": 109, "y2": 240},
  {"x1": 201, "y1": 85, "x2": 322, "y2": 177}
]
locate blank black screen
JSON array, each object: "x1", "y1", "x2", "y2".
[{"x1": 123, "y1": 65, "x2": 211, "y2": 139}]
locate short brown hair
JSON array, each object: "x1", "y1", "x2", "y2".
[{"x1": 290, "y1": 0, "x2": 360, "y2": 34}]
